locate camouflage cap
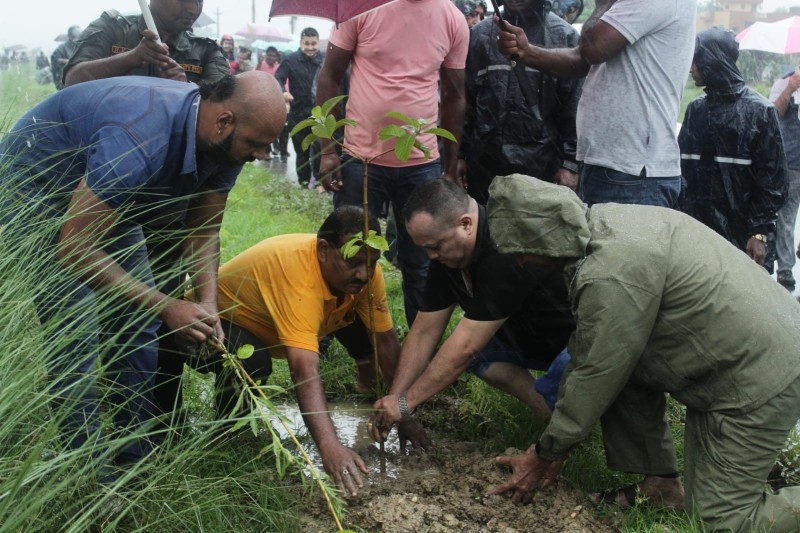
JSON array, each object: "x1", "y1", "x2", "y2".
[{"x1": 487, "y1": 174, "x2": 590, "y2": 259}]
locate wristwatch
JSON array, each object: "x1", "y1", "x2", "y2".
[
  {"x1": 751, "y1": 234, "x2": 767, "y2": 243},
  {"x1": 398, "y1": 391, "x2": 410, "y2": 418},
  {"x1": 561, "y1": 160, "x2": 579, "y2": 173}
]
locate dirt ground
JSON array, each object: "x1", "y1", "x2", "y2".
[{"x1": 301, "y1": 440, "x2": 617, "y2": 533}]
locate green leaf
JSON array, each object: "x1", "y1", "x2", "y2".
[
  {"x1": 394, "y1": 134, "x2": 415, "y2": 162},
  {"x1": 385, "y1": 111, "x2": 414, "y2": 125},
  {"x1": 378, "y1": 124, "x2": 405, "y2": 141},
  {"x1": 323, "y1": 114, "x2": 337, "y2": 136},
  {"x1": 259, "y1": 384, "x2": 288, "y2": 395},
  {"x1": 423, "y1": 126, "x2": 458, "y2": 143},
  {"x1": 249, "y1": 417, "x2": 259, "y2": 437},
  {"x1": 231, "y1": 417, "x2": 249, "y2": 432},
  {"x1": 413, "y1": 140, "x2": 431, "y2": 161},
  {"x1": 401, "y1": 124, "x2": 417, "y2": 136},
  {"x1": 336, "y1": 118, "x2": 357, "y2": 129},
  {"x1": 237, "y1": 344, "x2": 255, "y2": 360},
  {"x1": 255, "y1": 395, "x2": 277, "y2": 413},
  {"x1": 301, "y1": 132, "x2": 317, "y2": 152},
  {"x1": 319, "y1": 95, "x2": 347, "y2": 117},
  {"x1": 310, "y1": 105, "x2": 323, "y2": 119},
  {"x1": 311, "y1": 122, "x2": 329, "y2": 139},
  {"x1": 340, "y1": 238, "x2": 364, "y2": 259},
  {"x1": 289, "y1": 118, "x2": 318, "y2": 138},
  {"x1": 365, "y1": 234, "x2": 389, "y2": 252},
  {"x1": 230, "y1": 388, "x2": 246, "y2": 416}
]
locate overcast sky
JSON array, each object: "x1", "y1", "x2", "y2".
[
  {"x1": 0, "y1": 0, "x2": 334, "y2": 52},
  {"x1": 1, "y1": 0, "x2": 797, "y2": 52}
]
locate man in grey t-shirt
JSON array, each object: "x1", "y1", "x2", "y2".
[
  {"x1": 769, "y1": 68, "x2": 800, "y2": 291},
  {"x1": 497, "y1": 0, "x2": 696, "y2": 207}
]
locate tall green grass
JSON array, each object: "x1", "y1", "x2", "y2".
[{"x1": 0, "y1": 61, "x2": 777, "y2": 533}]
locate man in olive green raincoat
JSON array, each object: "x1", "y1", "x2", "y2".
[{"x1": 484, "y1": 174, "x2": 800, "y2": 532}]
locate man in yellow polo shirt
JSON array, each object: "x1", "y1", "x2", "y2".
[{"x1": 216, "y1": 206, "x2": 402, "y2": 496}]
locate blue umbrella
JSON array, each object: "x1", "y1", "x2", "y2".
[{"x1": 249, "y1": 39, "x2": 299, "y2": 53}]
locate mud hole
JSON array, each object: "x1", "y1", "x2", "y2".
[{"x1": 300, "y1": 440, "x2": 616, "y2": 532}]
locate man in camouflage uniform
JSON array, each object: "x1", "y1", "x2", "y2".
[
  {"x1": 50, "y1": 25, "x2": 82, "y2": 90},
  {"x1": 63, "y1": 0, "x2": 227, "y2": 86}
]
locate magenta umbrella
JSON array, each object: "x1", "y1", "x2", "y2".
[
  {"x1": 234, "y1": 23, "x2": 292, "y2": 42},
  {"x1": 736, "y1": 16, "x2": 800, "y2": 55},
  {"x1": 269, "y1": 0, "x2": 400, "y2": 24}
]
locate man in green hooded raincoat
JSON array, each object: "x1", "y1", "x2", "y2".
[{"x1": 484, "y1": 174, "x2": 800, "y2": 532}]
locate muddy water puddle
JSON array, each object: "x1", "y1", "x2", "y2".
[{"x1": 271, "y1": 401, "x2": 407, "y2": 480}]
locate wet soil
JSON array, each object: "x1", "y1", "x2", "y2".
[
  {"x1": 347, "y1": 444, "x2": 614, "y2": 532},
  {"x1": 287, "y1": 404, "x2": 616, "y2": 533}
]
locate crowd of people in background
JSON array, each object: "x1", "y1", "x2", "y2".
[{"x1": 3, "y1": 0, "x2": 800, "y2": 531}]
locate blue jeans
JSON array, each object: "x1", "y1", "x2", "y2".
[
  {"x1": 32, "y1": 222, "x2": 160, "y2": 465},
  {"x1": 467, "y1": 336, "x2": 571, "y2": 409},
  {"x1": 775, "y1": 168, "x2": 800, "y2": 274},
  {"x1": 579, "y1": 163, "x2": 681, "y2": 208},
  {"x1": 334, "y1": 155, "x2": 441, "y2": 325}
]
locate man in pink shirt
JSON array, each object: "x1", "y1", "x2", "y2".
[
  {"x1": 259, "y1": 46, "x2": 289, "y2": 160},
  {"x1": 258, "y1": 46, "x2": 281, "y2": 76},
  {"x1": 316, "y1": 0, "x2": 469, "y2": 325}
]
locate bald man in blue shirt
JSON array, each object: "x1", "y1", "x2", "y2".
[{"x1": 0, "y1": 72, "x2": 285, "y2": 468}]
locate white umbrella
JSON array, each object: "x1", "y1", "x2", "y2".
[
  {"x1": 234, "y1": 23, "x2": 292, "y2": 42},
  {"x1": 736, "y1": 16, "x2": 800, "y2": 55},
  {"x1": 193, "y1": 12, "x2": 215, "y2": 28}
]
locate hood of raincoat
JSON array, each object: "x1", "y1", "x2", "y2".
[
  {"x1": 486, "y1": 174, "x2": 590, "y2": 259},
  {"x1": 693, "y1": 26, "x2": 745, "y2": 94}
]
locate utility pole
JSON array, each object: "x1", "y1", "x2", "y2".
[
  {"x1": 252, "y1": 0, "x2": 256, "y2": 23},
  {"x1": 290, "y1": 16, "x2": 297, "y2": 34},
  {"x1": 216, "y1": 8, "x2": 221, "y2": 39}
]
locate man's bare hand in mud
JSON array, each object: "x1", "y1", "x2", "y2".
[
  {"x1": 397, "y1": 418, "x2": 432, "y2": 453},
  {"x1": 485, "y1": 444, "x2": 564, "y2": 504},
  {"x1": 554, "y1": 168, "x2": 579, "y2": 192},
  {"x1": 321, "y1": 442, "x2": 369, "y2": 497},
  {"x1": 369, "y1": 393, "x2": 402, "y2": 442},
  {"x1": 319, "y1": 151, "x2": 343, "y2": 192}
]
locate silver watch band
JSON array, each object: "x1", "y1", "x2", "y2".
[{"x1": 398, "y1": 391, "x2": 409, "y2": 417}]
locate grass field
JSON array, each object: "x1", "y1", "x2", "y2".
[{"x1": 0, "y1": 63, "x2": 790, "y2": 532}]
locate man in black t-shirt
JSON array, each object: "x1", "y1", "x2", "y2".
[{"x1": 371, "y1": 179, "x2": 574, "y2": 437}]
